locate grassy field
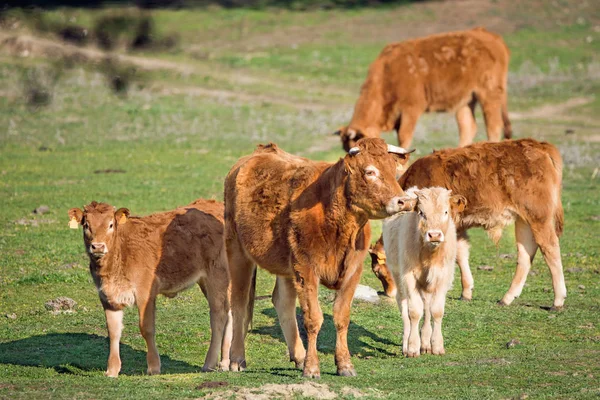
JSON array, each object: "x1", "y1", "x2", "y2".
[{"x1": 1, "y1": 1, "x2": 599, "y2": 398}]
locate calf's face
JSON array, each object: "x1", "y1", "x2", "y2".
[
  {"x1": 68, "y1": 202, "x2": 130, "y2": 259},
  {"x1": 411, "y1": 187, "x2": 466, "y2": 247},
  {"x1": 344, "y1": 138, "x2": 416, "y2": 219}
]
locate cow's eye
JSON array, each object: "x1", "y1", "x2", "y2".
[
  {"x1": 445, "y1": 210, "x2": 449, "y2": 215},
  {"x1": 109, "y1": 222, "x2": 113, "y2": 229},
  {"x1": 418, "y1": 210, "x2": 426, "y2": 219},
  {"x1": 365, "y1": 170, "x2": 376, "y2": 177},
  {"x1": 83, "y1": 222, "x2": 90, "y2": 230}
]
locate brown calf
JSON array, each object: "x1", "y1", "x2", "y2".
[
  {"x1": 68, "y1": 199, "x2": 231, "y2": 377},
  {"x1": 335, "y1": 27, "x2": 512, "y2": 152},
  {"x1": 374, "y1": 139, "x2": 566, "y2": 309},
  {"x1": 383, "y1": 187, "x2": 466, "y2": 357},
  {"x1": 224, "y1": 138, "x2": 415, "y2": 378}
]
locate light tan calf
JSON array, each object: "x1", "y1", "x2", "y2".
[
  {"x1": 68, "y1": 199, "x2": 231, "y2": 377},
  {"x1": 383, "y1": 188, "x2": 465, "y2": 357}
]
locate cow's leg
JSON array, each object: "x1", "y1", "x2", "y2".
[
  {"x1": 399, "y1": 295, "x2": 410, "y2": 356},
  {"x1": 480, "y1": 97, "x2": 503, "y2": 142},
  {"x1": 456, "y1": 100, "x2": 478, "y2": 147},
  {"x1": 420, "y1": 292, "x2": 433, "y2": 354},
  {"x1": 430, "y1": 287, "x2": 447, "y2": 355},
  {"x1": 272, "y1": 276, "x2": 306, "y2": 369},
  {"x1": 104, "y1": 306, "x2": 124, "y2": 377},
  {"x1": 456, "y1": 231, "x2": 474, "y2": 301},
  {"x1": 199, "y1": 272, "x2": 231, "y2": 372},
  {"x1": 499, "y1": 218, "x2": 538, "y2": 306},
  {"x1": 397, "y1": 108, "x2": 422, "y2": 149},
  {"x1": 136, "y1": 293, "x2": 160, "y2": 375},
  {"x1": 404, "y1": 274, "x2": 423, "y2": 358},
  {"x1": 226, "y1": 237, "x2": 256, "y2": 372},
  {"x1": 295, "y1": 267, "x2": 323, "y2": 378},
  {"x1": 333, "y1": 264, "x2": 362, "y2": 377},
  {"x1": 530, "y1": 221, "x2": 567, "y2": 309}
]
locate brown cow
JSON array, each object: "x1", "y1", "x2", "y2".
[
  {"x1": 335, "y1": 27, "x2": 512, "y2": 152},
  {"x1": 68, "y1": 199, "x2": 231, "y2": 377},
  {"x1": 373, "y1": 138, "x2": 566, "y2": 309},
  {"x1": 224, "y1": 138, "x2": 415, "y2": 378}
]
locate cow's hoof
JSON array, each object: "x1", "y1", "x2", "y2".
[
  {"x1": 105, "y1": 370, "x2": 119, "y2": 378},
  {"x1": 497, "y1": 300, "x2": 508, "y2": 306},
  {"x1": 147, "y1": 367, "x2": 161, "y2": 375},
  {"x1": 549, "y1": 305, "x2": 564, "y2": 312},
  {"x1": 219, "y1": 360, "x2": 231, "y2": 371},
  {"x1": 293, "y1": 358, "x2": 305, "y2": 370},
  {"x1": 459, "y1": 295, "x2": 472, "y2": 302},
  {"x1": 406, "y1": 350, "x2": 420, "y2": 358},
  {"x1": 420, "y1": 346, "x2": 432, "y2": 354},
  {"x1": 432, "y1": 347, "x2": 445, "y2": 356},
  {"x1": 302, "y1": 366, "x2": 321, "y2": 379},
  {"x1": 230, "y1": 361, "x2": 246, "y2": 372},
  {"x1": 337, "y1": 366, "x2": 357, "y2": 377}
]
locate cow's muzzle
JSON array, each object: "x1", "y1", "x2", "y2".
[{"x1": 386, "y1": 195, "x2": 417, "y2": 216}]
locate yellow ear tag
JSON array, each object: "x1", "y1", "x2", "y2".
[
  {"x1": 69, "y1": 217, "x2": 78, "y2": 229},
  {"x1": 376, "y1": 252, "x2": 387, "y2": 264},
  {"x1": 118, "y1": 214, "x2": 127, "y2": 225}
]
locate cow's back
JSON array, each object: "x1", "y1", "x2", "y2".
[
  {"x1": 225, "y1": 144, "x2": 326, "y2": 276},
  {"x1": 400, "y1": 139, "x2": 563, "y2": 234},
  {"x1": 373, "y1": 27, "x2": 509, "y2": 112},
  {"x1": 121, "y1": 202, "x2": 226, "y2": 292}
]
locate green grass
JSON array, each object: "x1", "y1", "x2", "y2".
[{"x1": 1, "y1": 1, "x2": 600, "y2": 399}]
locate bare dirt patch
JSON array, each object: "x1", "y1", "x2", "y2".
[
  {"x1": 202, "y1": 382, "x2": 339, "y2": 400},
  {"x1": 510, "y1": 97, "x2": 595, "y2": 121}
]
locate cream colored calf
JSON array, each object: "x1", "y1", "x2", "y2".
[{"x1": 383, "y1": 187, "x2": 466, "y2": 357}]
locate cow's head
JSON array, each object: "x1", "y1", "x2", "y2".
[
  {"x1": 344, "y1": 138, "x2": 416, "y2": 219},
  {"x1": 408, "y1": 187, "x2": 466, "y2": 247},
  {"x1": 333, "y1": 126, "x2": 369, "y2": 153},
  {"x1": 68, "y1": 201, "x2": 130, "y2": 260}
]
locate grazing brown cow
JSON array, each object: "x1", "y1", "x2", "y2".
[
  {"x1": 68, "y1": 199, "x2": 231, "y2": 377},
  {"x1": 383, "y1": 187, "x2": 466, "y2": 357},
  {"x1": 335, "y1": 27, "x2": 512, "y2": 152},
  {"x1": 224, "y1": 138, "x2": 415, "y2": 378},
  {"x1": 373, "y1": 139, "x2": 566, "y2": 309}
]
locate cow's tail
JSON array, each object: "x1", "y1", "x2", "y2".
[
  {"x1": 502, "y1": 92, "x2": 512, "y2": 139},
  {"x1": 246, "y1": 267, "x2": 257, "y2": 332},
  {"x1": 545, "y1": 142, "x2": 564, "y2": 237}
]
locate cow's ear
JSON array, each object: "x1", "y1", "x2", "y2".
[
  {"x1": 68, "y1": 208, "x2": 84, "y2": 228},
  {"x1": 332, "y1": 125, "x2": 346, "y2": 136},
  {"x1": 115, "y1": 208, "x2": 130, "y2": 225},
  {"x1": 450, "y1": 195, "x2": 467, "y2": 217}
]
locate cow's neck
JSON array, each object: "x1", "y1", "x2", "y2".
[
  {"x1": 90, "y1": 232, "x2": 126, "y2": 282},
  {"x1": 320, "y1": 160, "x2": 370, "y2": 248}
]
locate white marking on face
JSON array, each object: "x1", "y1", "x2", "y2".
[{"x1": 365, "y1": 165, "x2": 380, "y2": 182}]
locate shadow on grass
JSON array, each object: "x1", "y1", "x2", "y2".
[
  {"x1": 0, "y1": 333, "x2": 200, "y2": 375},
  {"x1": 254, "y1": 308, "x2": 398, "y2": 357}
]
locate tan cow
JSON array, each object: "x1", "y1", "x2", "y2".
[
  {"x1": 383, "y1": 187, "x2": 466, "y2": 357},
  {"x1": 68, "y1": 199, "x2": 231, "y2": 377},
  {"x1": 224, "y1": 138, "x2": 415, "y2": 378},
  {"x1": 372, "y1": 138, "x2": 566, "y2": 309},
  {"x1": 335, "y1": 27, "x2": 512, "y2": 152}
]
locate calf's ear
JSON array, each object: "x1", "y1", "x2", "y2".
[
  {"x1": 332, "y1": 125, "x2": 345, "y2": 136},
  {"x1": 450, "y1": 195, "x2": 467, "y2": 216},
  {"x1": 68, "y1": 208, "x2": 84, "y2": 226},
  {"x1": 115, "y1": 208, "x2": 130, "y2": 225}
]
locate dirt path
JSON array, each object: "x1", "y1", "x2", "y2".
[{"x1": 510, "y1": 97, "x2": 595, "y2": 121}]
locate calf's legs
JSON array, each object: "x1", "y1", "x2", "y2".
[
  {"x1": 136, "y1": 294, "x2": 161, "y2": 375},
  {"x1": 403, "y1": 274, "x2": 423, "y2": 358},
  {"x1": 531, "y1": 222, "x2": 567, "y2": 309},
  {"x1": 227, "y1": 238, "x2": 257, "y2": 372},
  {"x1": 104, "y1": 308, "x2": 124, "y2": 377},
  {"x1": 396, "y1": 108, "x2": 422, "y2": 149},
  {"x1": 456, "y1": 100, "x2": 478, "y2": 147},
  {"x1": 295, "y1": 267, "x2": 323, "y2": 378},
  {"x1": 456, "y1": 231, "x2": 474, "y2": 301},
  {"x1": 272, "y1": 276, "x2": 306, "y2": 369},
  {"x1": 332, "y1": 265, "x2": 362, "y2": 377},
  {"x1": 500, "y1": 218, "x2": 538, "y2": 306},
  {"x1": 199, "y1": 272, "x2": 232, "y2": 372}
]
